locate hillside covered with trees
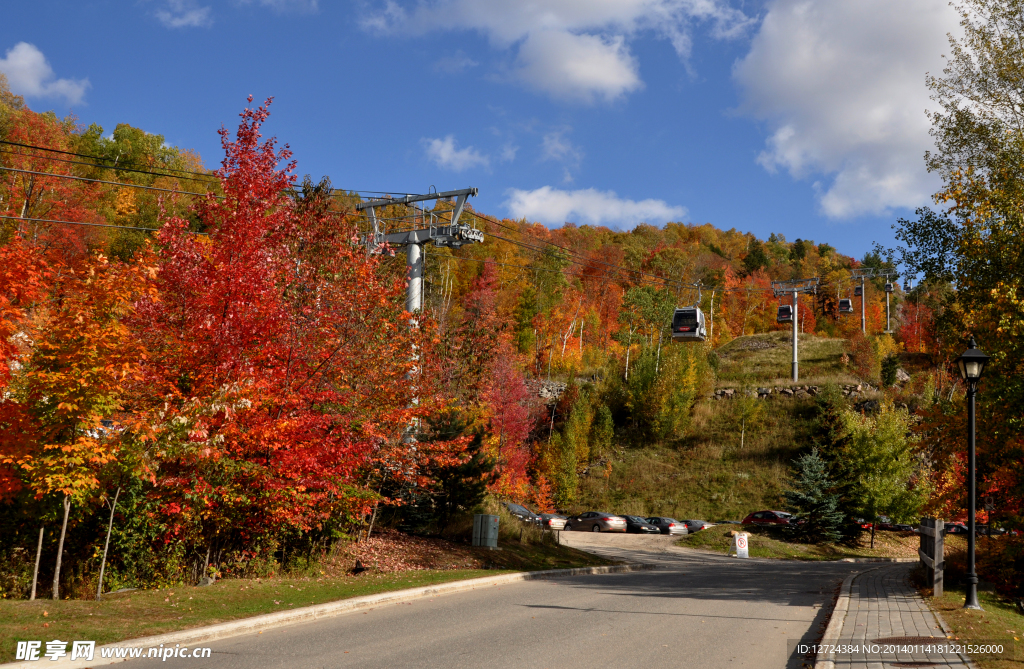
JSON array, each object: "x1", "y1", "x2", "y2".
[{"x1": 2, "y1": 17, "x2": 1020, "y2": 601}]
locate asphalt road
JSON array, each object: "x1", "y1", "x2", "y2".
[{"x1": 129, "y1": 534, "x2": 864, "y2": 669}]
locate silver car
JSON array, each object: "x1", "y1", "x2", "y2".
[
  {"x1": 563, "y1": 511, "x2": 627, "y2": 532},
  {"x1": 646, "y1": 517, "x2": 689, "y2": 535},
  {"x1": 538, "y1": 513, "x2": 567, "y2": 530}
]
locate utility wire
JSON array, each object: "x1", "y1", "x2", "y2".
[
  {"x1": 0, "y1": 141, "x2": 221, "y2": 184},
  {"x1": 468, "y1": 210, "x2": 700, "y2": 290},
  {"x1": 368, "y1": 207, "x2": 778, "y2": 295},
  {"x1": 0, "y1": 214, "x2": 203, "y2": 234},
  {"x1": 1, "y1": 140, "x2": 414, "y2": 197},
  {"x1": 434, "y1": 251, "x2": 620, "y2": 282},
  {"x1": 0, "y1": 165, "x2": 224, "y2": 199}
]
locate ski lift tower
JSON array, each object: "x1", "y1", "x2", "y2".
[
  {"x1": 356, "y1": 188, "x2": 483, "y2": 317},
  {"x1": 850, "y1": 268, "x2": 899, "y2": 334},
  {"x1": 356, "y1": 188, "x2": 483, "y2": 445},
  {"x1": 772, "y1": 277, "x2": 820, "y2": 383}
]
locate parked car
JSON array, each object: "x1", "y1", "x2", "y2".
[
  {"x1": 741, "y1": 511, "x2": 794, "y2": 526},
  {"x1": 538, "y1": 513, "x2": 567, "y2": 530},
  {"x1": 944, "y1": 521, "x2": 968, "y2": 535},
  {"x1": 622, "y1": 515, "x2": 661, "y2": 534},
  {"x1": 505, "y1": 502, "x2": 541, "y2": 525},
  {"x1": 971, "y1": 524, "x2": 1006, "y2": 536},
  {"x1": 563, "y1": 512, "x2": 627, "y2": 533},
  {"x1": 646, "y1": 517, "x2": 688, "y2": 535},
  {"x1": 682, "y1": 520, "x2": 714, "y2": 533}
]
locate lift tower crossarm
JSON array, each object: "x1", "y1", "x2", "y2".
[
  {"x1": 851, "y1": 267, "x2": 899, "y2": 334},
  {"x1": 772, "y1": 277, "x2": 820, "y2": 383},
  {"x1": 356, "y1": 187, "x2": 482, "y2": 315},
  {"x1": 355, "y1": 187, "x2": 478, "y2": 211}
]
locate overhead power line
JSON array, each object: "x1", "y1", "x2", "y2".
[
  {"x1": 0, "y1": 140, "x2": 221, "y2": 184},
  {"x1": 0, "y1": 214, "x2": 195, "y2": 233},
  {"x1": 1, "y1": 140, "x2": 416, "y2": 197},
  {"x1": 0, "y1": 165, "x2": 223, "y2": 199}
]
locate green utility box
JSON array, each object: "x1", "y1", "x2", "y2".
[{"x1": 472, "y1": 514, "x2": 499, "y2": 548}]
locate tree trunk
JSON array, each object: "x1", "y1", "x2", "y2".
[
  {"x1": 30, "y1": 527, "x2": 43, "y2": 600},
  {"x1": 52, "y1": 495, "x2": 70, "y2": 600},
  {"x1": 740, "y1": 418, "x2": 745, "y2": 450},
  {"x1": 96, "y1": 487, "x2": 121, "y2": 600},
  {"x1": 655, "y1": 327, "x2": 663, "y2": 374},
  {"x1": 870, "y1": 522, "x2": 876, "y2": 549},
  {"x1": 366, "y1": 473, "x2": 388, "y2": 541},
  {"x1": 366, "y1": 501, "x2": 381, "y2": 541},
  {"x1": 709, "y1": 290, "x2": 715, "y2": 345},
  {"x1": 624, "y1": 321, "x2": 635, "y2": 380}
]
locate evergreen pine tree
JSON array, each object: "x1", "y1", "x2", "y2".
[
  {"x1": 785, "y1": 448, "x2": 845, "y2": 544},
  {"x1": 417, "y1": 412, "x2": 495, "y2": 534}
]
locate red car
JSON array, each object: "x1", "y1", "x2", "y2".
[{"x1": 742, "y1": 510, "x2": 794, "y2": 525}]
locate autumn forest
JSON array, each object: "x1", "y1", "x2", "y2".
[{"x1": 1, "y1": 36, "x2": 1022, "y2": 606}]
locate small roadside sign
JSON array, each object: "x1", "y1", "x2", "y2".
[
  {"x1": 984, "y1": 496, "x2": 994, "y2": 512},
  {"x1": 729, "y1": 532, "x2": 749, "y2": 558}
]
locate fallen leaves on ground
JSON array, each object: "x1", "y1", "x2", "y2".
[{"x1": 324, "y1": 530, "x2": 484, "y2": 575}]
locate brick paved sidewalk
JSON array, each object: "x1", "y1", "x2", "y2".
[{"x1": 828, "y1": 563, "x2": 973, "y2": 668}]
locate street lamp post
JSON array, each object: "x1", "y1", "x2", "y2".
[{"x1": 956, "y1": 337, "x2": 990, "y2": 611}]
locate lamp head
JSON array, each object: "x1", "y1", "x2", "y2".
[{"x1": 956, "y1": 337, "x2": 989, "y2": 387}]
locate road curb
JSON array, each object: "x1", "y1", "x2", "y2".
[
  {"x1": 813, "y1": 566, "x2": 884, "y2": 669},
  {"x1": 2, "y1": 563, "x2": 657, "y2": 668},
  {"x1": 930, "y1": 603, "x2": 980, "y2": 669}
]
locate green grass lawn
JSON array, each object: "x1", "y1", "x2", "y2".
[
  {"x1": 927, "y1": 583, "x2": 1024, "y2": 668},
  {"x1": 678, "y1": 524, "x2": 967, "y2": 561},
  {"x1": 714, "y1": 331, "x2": 859, "y2": 387},
  {"x1": 578, "y1": 394, "x2": 819, "y2": 521},
  {"x1": 0, "y1": 541, "x2": 609, "y2": 663}
]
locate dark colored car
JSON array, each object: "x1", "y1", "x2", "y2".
[
  {"x1": 505, "y1": 502, "x2": 540, "y2": 525},
  {"x1": 646, "y1": 517, "x2": 688, "y2": 535},
  {"x1": 944, "y1": 522, "x2": 968, "y2": 535},
  {"x1": 563, "y1": 511, "x2": 627, "y2": 532},
  {"x1": 538, "y1": 513, "x2": 567, "y2": 530},
  {"x1": 622, "y1": 515, "x2": 661, "y2": 534},
  {"x1": 973, "y1": 524, "x2": 1006, "y2": 536},
  {"x1": 742, "y1": 511, "x2": 794, "y2": 526},
  {"x1": 682, "y1": 520, "x2": 714, "y2": 533}
]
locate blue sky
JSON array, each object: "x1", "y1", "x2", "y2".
[{"x1": 1, "y1": 0, "x2": 960, "y2": 260}]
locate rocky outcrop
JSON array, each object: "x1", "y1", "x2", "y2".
[
  {"x1": 525, "y1": 379, "x2": 568, "y2": 404},
  {"x1": 711, "y1": 382, "x2": 877, "y2": 401}
]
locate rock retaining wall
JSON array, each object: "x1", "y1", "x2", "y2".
[{"x1": 711, "y1": 383, "x2": 876, "y2": 401}]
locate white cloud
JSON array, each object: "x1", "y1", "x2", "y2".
[
  {"x1": 362, "y1": 0, "x2": 753, "y2": 103},
  {"x1": 433, "y1": 50, "x2": 478, "y2": 74},
  {"x1": 734, "y1": 0, "x2": 959, "y2": 218},
  {"x1": 541, "y1": 129, "x2": 583, "y2": 183},
  {"x1": 253, "y1": 0, "x2": 318, "y2": 10},
  {"x1": 500, "y1": 143, "x2": 519, "y2": 162},
  {"x1": 0, "y1": 43, "x2": 89, "y2": 105},
  {"x1": 516, "y1": 31, "x2": 641, "y2": 103},
  {"x1": 541, "y1": 129, "x2": 583, "y2": 164},
  {"x1": 156, "y1": 0, "x2": 213, "y2": 28},
  {"x1": 423, "y1": 135, "x2": 490, "y2": 171},
  {"x1": 505, "y1": 186, "x2": 686, "y2": 227}
]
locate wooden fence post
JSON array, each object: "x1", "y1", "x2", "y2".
[{"x1": 918, "y1": 517, "x2": 944, "y2": 597}]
